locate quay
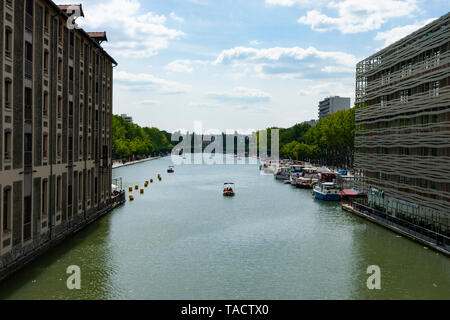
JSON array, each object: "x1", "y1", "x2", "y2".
[
  {"x1": 342, "y1": 201, "x2": 450, "y2": 257},
  {"x1": 0, "y1": 191, "x2": 126, "y2": 282}
]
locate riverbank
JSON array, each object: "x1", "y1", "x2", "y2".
[{"x1": 112, "y1": 156, "x2": 161, "y2": 169}]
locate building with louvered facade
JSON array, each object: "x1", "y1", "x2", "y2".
[
  {"x1": 0, "y1": 0, "x2": 118, "y2": 274},
  {"x1": 354, "y1": 12, "x2": 449, "y2": 244}
]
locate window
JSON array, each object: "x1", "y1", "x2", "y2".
[
  {"x1": 431, "y1": 81, "x2": 439, "y2": 97},
  {"x1": 400, "y1": 90, "x2": 410, "y2": 103},
  {"x1": 5, "y1": 28, "x2": 12, "y2": 58},
  {"x1": 80, "y1": 71, "x2": 84, "y2": 91},
  {"x1": 80, "y1": 104, "x2": 84, "y2": 123},
  {"x1": 57, "y1": 134, "x2": 62, "y2": 157},
  {"x1": 5, "y1": 79, "x2": 12, "y2": 108},
  {"x1": 44, "y1": 8, "x2": 49, "y2": 32},
  {"x1": 43, "y1": 92, "x2": 48, "y2": 116},
  {"x1": 4, "y1": 131, "x2": 11, "y2": 160},
  {"x1": 79, "y1": 136, "x2": 83, "y2": 156},
  {"x1": 68, "y1": 185, "x2": 73, "y2": 207},
  {"x1": 3, "y1": 187, "x2": 12, "y2": 232},
  {"x1": 58, "y1": 59, "x2": 62, "y2": 81},
  {"x1": 43, "y1": 134, "x2": 48, "y2": 158},
  {"x1": 58, "y1": 21, "x2": 63, "y2": 42},
  {"x1": 57, "y1": 97, "x2": 62, "y2": 119},
  {"x1": 44, "y1": 51, "x2": 49, "y2": 74},
  {"x1": 79, "y1": 173, "x2": 83, "y2": 202},
  {"x1": 57, "y1": 177, "x2": 62, "y2": 211},
  {"x1": 42, "y1": 180, "x2": 48, "y2": 216},
  {"x1": 380, "y1": 96, "x2": 387, "y2": 108},
  {"x1": 23, "y1": 196, "x2": 31, "y2": 242}
]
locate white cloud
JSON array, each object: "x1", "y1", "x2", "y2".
[
  {"x1": 137, "y1": 100, "x2": 160, "y2": 105},
  {"x1": 250, "y1": 40, "x2": 262, "y2": 46},
  {"x1": 170, "y1": 12, "x2": 185, "y2": 23},
  {"x1": 165, "y1": 59, "x2": 209, "y2": 73},
  {"x1": 265, "y1": 0, "x2": 320, "y2": 6},
  {"x1": 295, "y1": 0, "x2": 420, "y2": 34},
  {"x1": 214, "y1": 46, "x2": 357, "y2": 79},
  {"x1": 166, "y1": 60, "x2": 194, "y2": 73},
  {"x1": 207, "y1": 87, "x2": 272, "y2": 103},
  {"x1": 298, "y1": 80, "x2": 354, "y2": 98},
  {"x1": 374, "y1": 18, "x2": 437, "y2": 47},
  {"x1": 58, "y1": 0, "x2": 184, "y2": 58},
  {"x1": 114, "y1": 70, "x2": 191, "y2": 94}
]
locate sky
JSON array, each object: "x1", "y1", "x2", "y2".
[{"x1": 58, "y1": 0, "x2": 448, "y2": 133}]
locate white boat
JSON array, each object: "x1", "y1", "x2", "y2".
[
  {"x1": 313, "y1": 182, "x2": 341, "y2": 201},
  {"x1": 260, "y1": 160, "x2": 279, "y2": 174}
]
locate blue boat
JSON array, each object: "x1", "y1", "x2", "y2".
[{"x1": 313, "y1": 182, "x2": 341, "y2": 201}]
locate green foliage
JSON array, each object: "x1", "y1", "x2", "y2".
[
  {"x1": 277, "y1": 108, "x2": 355, "y2": 166},
  {"x1": 111, "y1": 115, "x2": 172, "y2": 159}
]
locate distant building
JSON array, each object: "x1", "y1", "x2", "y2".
[
  {"x1": 318, "y1": 96, "x2": 351, "y2": 120},
  {"x1": 121, "y1": 114, "x2": 133, "y2": 123},
  {"x1": 301, "y1": 119, "x2": 317, "y2": 127}
]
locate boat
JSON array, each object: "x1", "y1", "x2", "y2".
[
  {"x1": 260, "y1": 160, "x2": 279, "y2": 174},
  {"x1": 289, "y1": 165, "x2": 304, "y2": 185},
  {"x1": 274, "y1": 166, "x2": 291, "y2": 180},
  {"x1": 313, "y1": 182, "x2": 341, "y2": 201},
  {"x1": 223, "y1": 183, "x2": 235, "y2": 197},
  {"x1": 167, "y1": 166, "x2": 174, "y2": 173},
  {"x1": 296, "y1": 168, "x2": 319, "y2": 189}
]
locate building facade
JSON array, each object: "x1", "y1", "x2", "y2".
[
  {"x1": 0, "y1": 1, "x2": 116, "y2": 266},
  {"x1": 120, "y1": 113, "x2": 132, "y2": 123},
  {"x1": 318, "y1": 96, "x2": 351, "y2": 120},
  {"x1": 354, "y1": 13, "x2": 449, "y2": 235}
]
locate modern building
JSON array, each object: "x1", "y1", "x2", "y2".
[
  {"x1": 354, "y1": 13, "x2": 449, "y2": 243},
  {"x1": 0, "y1": 1, "x2": 117, "y2": 270},
  {"x1": 120, "y1": 113, "x2": 133, "y2": 123},
  {"x1": 301, "y1": 119, "x2": 317, "y2": 127},
  {"x1": 318, "y1": 96, "x2": 350, "y2": 120}
]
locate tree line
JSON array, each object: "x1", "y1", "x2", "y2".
[
  {"x1": 112, "y1": 115, "x2": 172, "y2": 160},
  {"x1": 277, "y1": 108, "x2": 355, "y2": 168}
]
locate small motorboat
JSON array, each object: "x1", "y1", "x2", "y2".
[
  {"x1": 167, "y1": 166, "x2": 174, "y2": 173},
  {"x1": 223, "y1": 182, "x2": 235, "y2": 197}
]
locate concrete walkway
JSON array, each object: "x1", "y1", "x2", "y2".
[{"x1": 112, "y1": 156, "x2": 161, "y2": 169}]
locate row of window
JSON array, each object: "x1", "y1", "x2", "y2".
[{"x1": 1, "y1": 169, "x2": 108, "y2": 243}]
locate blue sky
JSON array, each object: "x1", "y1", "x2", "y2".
[{"x1": 59, "y1": 0, "x2": 448, "y2": 132}]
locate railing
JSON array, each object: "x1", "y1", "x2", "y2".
[{"x1": 350, "y1": 199, "x2": 450, "y2": 249}]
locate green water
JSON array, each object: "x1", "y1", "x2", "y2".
[{"x1": 0, "y1": 155, "x2": 449, "y2": 299}]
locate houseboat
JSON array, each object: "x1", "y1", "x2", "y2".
[
  {"x1": 313, "y1": 182, "x2": 341, "y2": 201},
  {"x1": 296, "y1": 168, "x2": 319, "y2": 189}
]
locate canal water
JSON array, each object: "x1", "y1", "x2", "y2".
[{"x1": 0, "y1": 155, "x2": 449, "y2": 299}]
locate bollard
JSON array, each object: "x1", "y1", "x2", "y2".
[
  {"x1": 150, "y1": 179, "x2": 153, "y2": 183},
  {"x1": 135, "y1": 185, "x2": 139, "y2": 190},
  {"x1": 129, "y1": 195, "x2": 134, "y2": 201},
  {"x1": 140, "y1": 189, "x2": 144, "y2": 194},
  {"x1": 129, "y1": 186, "x2": 133, "y2": 192}
]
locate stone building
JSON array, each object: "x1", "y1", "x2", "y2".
[{"x1": 0, "y1": 1, "x2": 116, "y2": 269}]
